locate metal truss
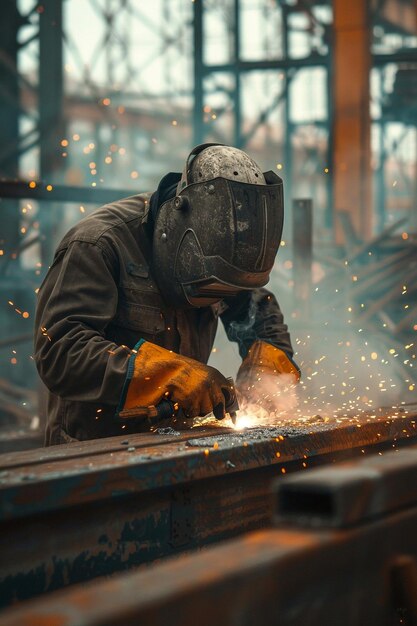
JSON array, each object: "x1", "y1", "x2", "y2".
[
  {"x1": 1, "y1": 1, "x2": 417, "y2": 251},
  {"x1": 193, "y1": 0, "x2": 332, "y2": 238},
  {"x1": 0, "y1": 0, "x2": 334, "y2": 266},
  {"x1": 0, "y1": 0, "x2": 416, "y2": 419},
  {"x1": 371, "y1": 0, "x2": 417, "y2": 234}
]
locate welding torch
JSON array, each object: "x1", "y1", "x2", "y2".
[{"x1": 119, "y1": 377, "x2": 239, "y2": 426}]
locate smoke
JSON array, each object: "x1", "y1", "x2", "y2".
[
  {"x1": 234, "y1": 372, "x2": 299, "y2": 428},
  {"x1": 225, "y1": 290, "x2": 260, "y2": 351},
  {"x1": 208, "y1": 248, "x2": 417, "y2": 431}
]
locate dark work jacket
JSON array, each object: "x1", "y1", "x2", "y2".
[{"x1": 34, "y1": 193, "x2": 295, "y2": 445}]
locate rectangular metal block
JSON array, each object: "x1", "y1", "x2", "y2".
[{"x1": 275, "y1": 445, "x2": 417, "y2": 528}]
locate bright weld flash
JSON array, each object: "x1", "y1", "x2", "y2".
[{"x1": 231, "y1": 413, "x2": 257, "y2": 430}]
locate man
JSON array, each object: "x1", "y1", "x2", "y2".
[{"x1": 35, "y1": 143, "x2": 299, "y2": 445}]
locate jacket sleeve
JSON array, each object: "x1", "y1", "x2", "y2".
[
  {"x1": 34, "y1": 240, "x2": 131, "y2": 404},
  {"x1": 220, "y1": 288, "x2": 296, "y2": 361}
]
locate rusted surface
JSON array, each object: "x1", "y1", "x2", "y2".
[
  {"x1": 0, "y1": 430, "x2": 43, "y2": 455},
  {"x1": 0, "y1": 404, "x2": 416, "y2": 608},
  {"x1": 0, "y1": 424, "x2": 230, "y2": 470},
  {"x1": 3, "y1": 492, "x2": 417, "y2": 625},
  {"x1": 276, "y1": 444, "x2": 417, "y2": 528},
  {"x1": 0, "y1": 407, "x2": 416, "y2": 522}
]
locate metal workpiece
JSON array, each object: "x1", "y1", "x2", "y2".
[
  {"x1": 3, "y1": 488, "x2": 417, "y2": 625},
  {"x1": 0, "y1": 405, "x2": 416, "y2": 608},
  {"x1": 275, "y1": 443, "x2": 417, "y2": 529},
  {"x1": 1, "y1": 404, "x2": 416, "y2": 522}
]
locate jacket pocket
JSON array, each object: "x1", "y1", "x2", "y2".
[{"x1": 114, "y1": 301, "x2": 165, "y2": 334}]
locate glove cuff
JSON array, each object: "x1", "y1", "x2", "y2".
[{"x1": 118, "y1": 339, "x2": 179, "y2": 414}]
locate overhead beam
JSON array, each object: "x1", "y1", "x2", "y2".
[
  {"x1": 0, "y1": 180, "x2": 138, "y2": 204},
  {"x1": 205, "y1": 54, "x2": 328, "y2": 73}
]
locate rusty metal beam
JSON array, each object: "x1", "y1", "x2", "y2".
[
  {"x1": 276, "y1": 445, "x2": 417, "y2": 528},
  {"x1": 0, "y1": 180, "x2": 138, "y2": 204},
  {"x1": 372, "y1": 0, "x2": 417, "y2": 35},
  {"x1": 332, "y1": 0, "x2": 372, "y2": 243},
  {"x1": 4, "y1": 445, "x2": 417, "y2": 625},
  {"x1": 0, "y1": 406, "x2": 417, "y2": 607},
  {"x1": 2, "y1": 406, "x2": 416, "y2": 521}
]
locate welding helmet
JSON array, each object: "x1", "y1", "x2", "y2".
[{"x1": 152, "y1": 143, "x2": 284, "y2": 308}]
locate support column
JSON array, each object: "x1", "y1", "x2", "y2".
[
  {"x1": 325, "y1": 33, "x2": 333, "y2": 231},
  {"x1": 332, "y1": 0, "x2": 372, "y2": 243},
  {"x1": 39, "y1": 0, "x2": 64, "y2": 180},
  {"x1": 39, "y1": 0, "x2": 64, "y2": 263},
  {"x1": 412, "y1": 128, "x2": 417, "y2": 233},
  {"x1": 0, "y1": 0, "x2": 21, "y2": 254},
  {"x1": 293, "y1": 198, "x2": 313, "y2": 319},
  {"x1": 193, "y1": 0, "x2": 204, "y2": 146},
  {"x1": 413, "y1": 1, "x2": 417, "y2": 232},
  {"x1": 282, "y1": 5, "x2": 293, "y2": 218},
  {"x1": 233, "y1": 0, "x2": 242, "y2": 148}
]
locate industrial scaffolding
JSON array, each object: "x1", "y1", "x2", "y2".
[{"x1": 0, "y1": 0, "x2": 416, "y2": 436}]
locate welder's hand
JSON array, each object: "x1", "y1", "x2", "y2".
[
  {"x1": 236, "y1": 340, "x2": 300, "y2": 416},
  {"x1": 122, "y1": 341, "x2": 231, "y2": 420}
]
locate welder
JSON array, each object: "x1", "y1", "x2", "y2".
[{"x1": 34, "y1": 143, "x2": 300, "y2": 445}]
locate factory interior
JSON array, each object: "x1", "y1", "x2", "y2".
[{"x1": 1, "y1": 0, "x2": 417, "y2": 623}]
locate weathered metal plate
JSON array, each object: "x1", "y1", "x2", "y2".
[
  {"x1": 0, "y1": 431, "x2": 43, "y2": 455},
  {"x1": 1, "y1": 405, "x2": 416, "y2": 522},
  {"x1": 0, "y1": 404, "x2": 416, "y2": 607},
  {"x1": 0, "y1": 425, "x2": 231, "y2": 470},
  {"x1": 3, "y1": 490, "x2": 417, "y2": 625}
]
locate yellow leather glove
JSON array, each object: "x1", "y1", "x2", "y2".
[
  {"x1": 237, "y1": 340, "x2": 300, "y2": 383},
  {"x1": 236, "y1": 340, "x2": 300, "y2": 414},
  {"x1": 121, "y1": 340, "x2": 231, "y2": 420}
]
